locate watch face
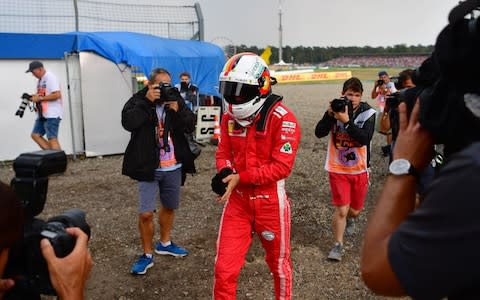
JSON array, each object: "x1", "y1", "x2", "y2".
[{"x1": 389, "y1": 159, "x2": 411, "y2": 175}]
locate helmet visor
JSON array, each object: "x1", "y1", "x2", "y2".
[{"x1": 220, "y1": 81, "x2": 259, "y2": 104}]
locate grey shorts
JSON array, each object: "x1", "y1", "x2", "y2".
[{"x1": 138, "y1": 168, "x2": 182, "y2": 213}]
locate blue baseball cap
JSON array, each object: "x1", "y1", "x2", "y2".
[{"x1": 378, "y1": 70, "x2": 388, "y2": 77}]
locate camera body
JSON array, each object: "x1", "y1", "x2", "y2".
[
  {"x1": 386, "y1": 92, "x2": 401, "y2": 109},
  {"x1": 331, "y1": 97, "x2": 353, "y2": 113},
  {"x1": 377, "y1": 79, "x2": 384, "y2": 86},
  {"x1": 5, "y1": 150, "x2": 91, "y2": 299},
  {"x1": 155, "y1": 82, "x2": 181, "y2": 103}
]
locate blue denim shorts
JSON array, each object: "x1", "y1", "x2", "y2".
[
  {"x1": 32, "y1": 117, "x2": 61, "y2": 139},
  {"x1": 138, "y1": 168, "x2": 182, "y2": 213}
]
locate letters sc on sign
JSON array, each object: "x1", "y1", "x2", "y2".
[{"x1": 195, "y1": 106, "x2": 221, "y2": 141}]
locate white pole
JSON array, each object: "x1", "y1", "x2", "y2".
[
  {"x1": 278, "y1": 0, "x2": 283, "y2": 63},
  {"x1": 64, "y1": 52, "x2": 77, "y2": 160}
]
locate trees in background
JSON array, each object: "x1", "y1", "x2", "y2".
[{"x1": 232, "y1": 44, "x2": 434, "y2": 64}]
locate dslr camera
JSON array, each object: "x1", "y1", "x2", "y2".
[
  {"x1": 331, "y1": 97, "x2": 353, "y2": 113},
  {"x1": 377, "y1": 79, "x2": 384, "y2": 86},
  {"x1": 15, "y1": 93, "x2": 34, "y2": 118},
  {"x1": 155, "y1": 82, "x2": 182, "y2": 103},
  {"x1": 386, "y1": 91, "x2": 401, "y2": 109},
  {"x1": 5, "y1": 150, "x2": 90, "y2": 299}
]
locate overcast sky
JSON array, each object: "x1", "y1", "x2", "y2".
[{"x1": 195, "y1": 0, "x2": 461, "y2": 47}]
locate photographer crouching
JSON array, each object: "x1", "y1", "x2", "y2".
[
  {"x1": 0, "y1": 180, "x2": 92, "y2": 300},
  {"x1": 361, "y1": 2, "x2": 480, "y2": 298}
]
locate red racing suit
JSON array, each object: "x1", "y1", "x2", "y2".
[{"x1": 213, "y1": 97, "x2": 301, "y2": 300}]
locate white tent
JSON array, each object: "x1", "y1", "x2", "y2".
[{"x1": 0, "y1": 32, "x2": 225, "y2": 161}]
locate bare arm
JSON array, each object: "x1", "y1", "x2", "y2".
[
  {"x1": 41, "y1": 227, "x2": 93, "y2": 300},
  {"x1": 371, "y1": 82, "x2": 379, "y2": 99},
  {"x1": 32, "y1": 91, "x2": 61, "y2": 102},
  {"x1": 361, "y1": 100, "x2": 434, "y2": 296}
]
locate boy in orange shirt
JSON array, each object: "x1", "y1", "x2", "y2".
[{"x1": 315, "y1": 77, "x2": 376, "y2": 261}]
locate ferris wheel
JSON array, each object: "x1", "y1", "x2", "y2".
[{"x1": 210, "y1": 36, "x2": 237, "y2": 59}]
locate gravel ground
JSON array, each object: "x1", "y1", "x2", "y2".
[{"x1": 0, "y1": 83, "x2": 405, "y2": 300}]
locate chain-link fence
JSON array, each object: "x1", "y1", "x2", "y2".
[{"x1": 0, "y1": 0, "x2": 203, "y2": 40}]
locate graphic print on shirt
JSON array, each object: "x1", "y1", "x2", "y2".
[
  {"x1": 37, "y1": 81, "x2": 47, "y2": 114},
  {"x1": 156, "y1": 107, "x2": 177, "y2": 168}
]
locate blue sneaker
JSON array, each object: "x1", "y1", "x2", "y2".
[
  {"x1": 154, "y1": 242, "x2": 189, "y2": 257},
  {"x1": 131, "y1": 254, "x2": 154, "y2": 275}
]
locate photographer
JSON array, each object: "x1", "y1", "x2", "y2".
[
  {"x1": 0, "y1": 181, "x2": 92, "y2": 300},
  {"x1": 361, "y1": 6, "x2": 480, "y2": 298},
  {"x1": 371, "y1": 70, "x2": 397, "y2": 156},
  {"x1": 379, "y1": 69, "x2": 416, "y2": 161},
  {"x1": 25, "y1": 61, "x2": 63, "y2": 150},
  {"x1": 174, "y1": 72, "x2": 199, "y2": 112},
  {"x1": 122, "y1": 68, "x2": 196, "y2": 275},
  {"x1": 315, "y1": 77, "x2": 376, "y2": 261}
]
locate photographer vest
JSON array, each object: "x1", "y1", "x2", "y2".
[{"x1": 326, "y1": 104, "x2": 376, "y2": 174}]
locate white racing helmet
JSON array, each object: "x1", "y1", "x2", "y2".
[{"x1": 219, "y1": 52, "x2": 274, "y2": 126}]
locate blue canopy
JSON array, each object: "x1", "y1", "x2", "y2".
[{"x1": 0, "y1": 31, "x2": 225, "y2": 96}]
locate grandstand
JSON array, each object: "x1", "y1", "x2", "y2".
[{"x1": 322, "y1": 54, "x2": 429, "y2": 68}]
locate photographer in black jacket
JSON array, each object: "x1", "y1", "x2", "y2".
[{"x1": 122, "y1": 68, "x2": 196, "y2": 275}]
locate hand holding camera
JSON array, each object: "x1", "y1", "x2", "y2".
[
  {"x1": 147, "y1": 83, "x2": 182, "y2": 112},
  {"x1": 4, "y1": 150, "x2": 92, "y2": 298},
  {"x1": 41, "y1": 227, "x2": 92, "y2": 300},
  {"x1": 330, "y1": 97, "x2": 353, "y2": 123}
]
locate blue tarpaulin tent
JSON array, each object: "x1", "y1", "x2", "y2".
[
  {"x1": 0, "y1": 31, "x2": 225, "y2": 96},
  {"x1": 0, "y1": 31, "x2": 227, "y2": 160}
]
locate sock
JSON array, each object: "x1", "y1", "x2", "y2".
[
  {"x1": 160, "y1": 241, "x2": 171, "y2": 247},
  {"x1": 144, "y1": 253, "x2": 153, "y2": 259}
]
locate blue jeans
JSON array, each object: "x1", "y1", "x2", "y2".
[{"x1": 32, "y1": 117, "x2": 61, "y2": 139}]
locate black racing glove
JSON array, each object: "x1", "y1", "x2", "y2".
[{"x1": 211, "y1": 168, "x2": 234, "y2": 195}]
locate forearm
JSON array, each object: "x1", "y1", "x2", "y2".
[
  {"x1": 361, "y1": 175, "x2": 416, "y2": 295},
  {"x1": 371, "y1": 86, "x2": 378, "y2": 99},
  {"x1": 345, "y1": 118, "x2": 374, "y2": 145},
  {"x1": 315, "y1": 112, "x2": 334, "y2": 138},
  {"x1": 41, "y1": 91, "x2": 61, "y2": 101}
]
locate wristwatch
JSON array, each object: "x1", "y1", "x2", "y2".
[{"x1": 388, "y1": 159, "x2": 418, "y2": 177}]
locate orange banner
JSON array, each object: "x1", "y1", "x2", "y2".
[{"x1": 275, "y1": 71, "x2": 352, "y2": 83}]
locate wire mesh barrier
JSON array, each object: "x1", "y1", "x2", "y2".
[{"x1": 0, "y1": 0, "x2": 202, "y2": 40}]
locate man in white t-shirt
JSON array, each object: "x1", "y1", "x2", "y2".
[
  {"x1": 371, "y1": 70, "x2": 397, "y2": 156},
  {"x1": 26, "y1": 61, "x2": 63, "y2": 150}
]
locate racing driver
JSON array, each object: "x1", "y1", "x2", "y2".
[{"x1": 211, "y1": 52, "x2": 301, "y2": 300}]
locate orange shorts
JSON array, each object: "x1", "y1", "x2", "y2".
[{"x1": 328, "y1": 172, "x2": 369, "y2": 211}]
